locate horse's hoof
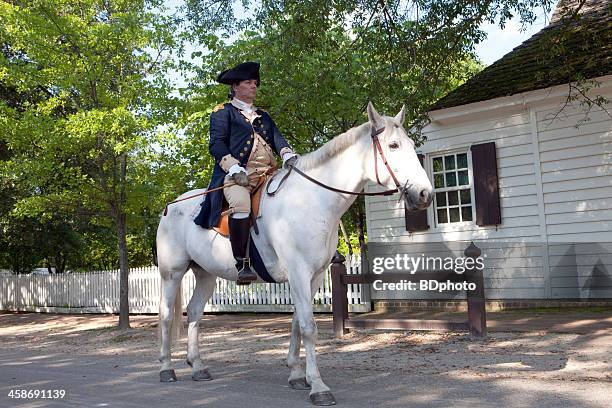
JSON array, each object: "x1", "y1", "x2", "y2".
[
  {"x1": 192, "y1": 369, "x2": 213, "y2": 381},
  {"x1": 310, "y1": 391, "x2": 336, "y2": 406},
  {"x1": 289, "y1": 378, "x2": 311, "y2": 390},
  {"x1": 159, "y1": 369, "x2": 177, "y2": 382}
]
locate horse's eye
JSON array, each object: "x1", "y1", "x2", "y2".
[{"x1": 389, "y1": 141, "x2": 400, "y2": 150}]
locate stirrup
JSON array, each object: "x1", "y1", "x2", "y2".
[{"x1": 237, "y1": 258, "x2": 257, "y2": 285}]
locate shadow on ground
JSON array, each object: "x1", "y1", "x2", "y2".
[{"x1": 0, "y1": 309, "x2": 610, "y2": 407}]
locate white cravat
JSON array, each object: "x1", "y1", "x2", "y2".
[{"x1": 231, "y1": 98, "x2": 254, "y2": 114}]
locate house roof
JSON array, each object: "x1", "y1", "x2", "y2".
[{"x1": 430, "y1": 0, "x2": 612, "y2": 112}]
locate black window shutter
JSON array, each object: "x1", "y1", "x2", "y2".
[
  {"x1": 405, "y1": 154, "x2": 429, "y2": 232},
  {"x1": 471, "y1": 142, "x2": 501, "y2": 226}
]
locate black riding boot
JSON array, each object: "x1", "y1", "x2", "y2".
[{"x1": 229, "y1": 216, "x2": 258, "y2": 285}]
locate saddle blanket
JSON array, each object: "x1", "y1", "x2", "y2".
[
  {"x1": 249, "y1": 234, "x2": 276, "y2": 283},
  {"x1": 192, "y1": 195, "x2": 276, "y2": 283}
]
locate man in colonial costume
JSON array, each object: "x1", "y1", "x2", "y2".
[{"x1": 194, "y1": 62, "x2": 297, "y2": 284}]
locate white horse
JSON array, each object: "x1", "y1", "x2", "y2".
[{"x1": 155, "y1": 102, "x2": 433, "y2": 406}]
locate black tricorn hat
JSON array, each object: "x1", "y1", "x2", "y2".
[{"x1": 217, "y1": 61, "x2": 260, "y2": 85}]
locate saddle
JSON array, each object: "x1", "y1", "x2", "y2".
[{"x1": 213, "y1": 171, "x2": 272, "y2": 237}]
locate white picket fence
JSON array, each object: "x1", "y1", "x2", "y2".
[{"x1": 0, "y1": 258, "x2": 370, "y2": 313}]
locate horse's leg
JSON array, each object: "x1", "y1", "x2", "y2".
[
  {"x1": 158, "y1": 269, "x2": 185, "y2": 382},
  {"x1": 287, "y1": 313, "x2": 307, "y2": 389},
  {"x1": 287, "y1": 270, "x2": 325, "y2": 391},
  {"x1": 186, "y1": 264, "x2": 217, "y2": 381},
  {"x1": 289, "y1": 268, "x2": 336, "y2": 406}
]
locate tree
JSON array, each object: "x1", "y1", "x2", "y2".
[
  {"x1": 180, "y1": 0, "x2": 608, "y2": 255},
  {"x1": 178, "y1": 0, "x2": 490, "y2": 253},
  {"x1": 182, "y1": 0, "x2": 563, "y2": 134},
  {"x1": 0, "y1": 0, "x2": 181, "y2": 327}
]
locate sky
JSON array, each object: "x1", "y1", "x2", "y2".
[{"x1": 475, "y1": 9, "x2": 554, "y2": 65}]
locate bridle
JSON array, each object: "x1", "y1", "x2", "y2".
[
  {"x1": 269, "y1": 125, "x2": 410, "y2": 200},
  {"x1": 371, "y1": 125, "x2": 402, "y2": 190}
]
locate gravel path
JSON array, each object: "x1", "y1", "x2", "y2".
[{"x1": 0, "y1": 311, "x2": 610, "y2": 407}]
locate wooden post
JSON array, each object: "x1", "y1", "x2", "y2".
[
  {"x1": 331, "y1": 251, "x2": 349, "y2": 338},
  {"x1": 465, "y1": 242, "x2": 487, "y2": 337}
]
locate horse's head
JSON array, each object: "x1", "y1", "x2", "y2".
[{"x1": 364, "y1": 102, "x2": 433, "y2": 211}]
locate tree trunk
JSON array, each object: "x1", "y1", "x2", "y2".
[
  {"x1": 116, "y1": 211, "x2": 130, "y2": 329},
  {"x1": 116, "y1": 153, "x2": 130, "y2": 329},
  {"x1": 339, "y1": 219, "x2": 353, "y2": 261}
]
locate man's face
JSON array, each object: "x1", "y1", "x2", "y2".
[{"x1": 233, "y1": 79, "x2": 258, "y2": 103}]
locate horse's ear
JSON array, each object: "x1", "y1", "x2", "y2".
[
  {"x1": 367, "y1": 101, "x2": 382, "y2": 127},
  {"x1": 395, "y1": 105, "x2": 405, "y2": 125}
]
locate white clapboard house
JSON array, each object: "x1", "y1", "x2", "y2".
[{"x1": 365, "y1": 0, "x2": 611, "y2": 308}]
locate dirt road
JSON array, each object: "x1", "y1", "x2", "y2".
[{"x1": 0, "y1": 310, "x2": 610, "y2": 407}]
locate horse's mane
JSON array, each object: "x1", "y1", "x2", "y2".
[{"x1": 298, "y1": 122, "x2": 370, "y2": 171}]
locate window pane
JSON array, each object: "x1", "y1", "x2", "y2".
[
  {"x1": 448, "y1": 190, "x2": 459, "y2": 206},
  {"x1": 433, "y1": 157, "x2": 443, "y2": 172},
  {"x1": 444, "y1": 155, "x2": 455, "y2": 170},
  {"x1": 435, "y1": 192, "x2": 447, "y2": 207},
  {"x1": 461, "y1": 206, "x2": 473, "y2": 221},
  {"x1": 458, "y1": 170, "x2": 469, "y2": 185},
  {"x1": 460, "y1": 189, "x2": 471, "y2": 204},
  {"x1": 437, "y1": 209, "x2": 448, "y2": 224},
  {"x1": 445, "y1": 172, "x2": 456, "y2": 187},
  {"x1": 449, "y1": 207, "x2": 460, "y2": 222},
  {"x1": 457, "y1": 153, "x2": 468, "y2": 169},
  {"x1": 434, "y1": 174, "x2": 444, "y2": 188}
]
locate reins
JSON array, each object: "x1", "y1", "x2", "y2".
[
  {"x1": 163, "y1": 185, "x2": 228, "y2": 216},
  {"x1": 286, "y1": 166, "x2": 398, "y2": 196},
  {"x1": 268, "y1": 125, "x2": 404, "y2": 197},
  {"x1": 162, "y1": 168, "x2": 274, "y2": 216},
  {"x1": 164, "y1": 124, "x2": 407, "y2": 215}
]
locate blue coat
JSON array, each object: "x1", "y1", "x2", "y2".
[{"x1": 194, "y1": 102, "x2": 291, "y2": 229}]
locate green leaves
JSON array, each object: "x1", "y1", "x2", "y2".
[
  {"x1": 182, "y1": 1, "x2": 496, "y2": 154},
  {"x1": 1, "y1": 0, "x2": 569, "y2": 267},
  {"x1": 0, "y1": 0, "x2": 182, "y2": 272},
  {"x1": 179, "y1": 0, "x2": 502, "y2": 253}
]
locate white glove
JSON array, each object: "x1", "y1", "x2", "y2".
[
  {"x1": 228, "y1": 163, "x2": 247, "y2": 177},
  {"x1": 282, "y1": 153, "x2": 298, "y2": 168}
]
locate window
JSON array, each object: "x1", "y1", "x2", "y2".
[
  {"x1": 406, "y1": 143, "x2": 500, "y2": 232},
  {"x1": 431, "y1": 152, "x2": 473, "y2": 225}
]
